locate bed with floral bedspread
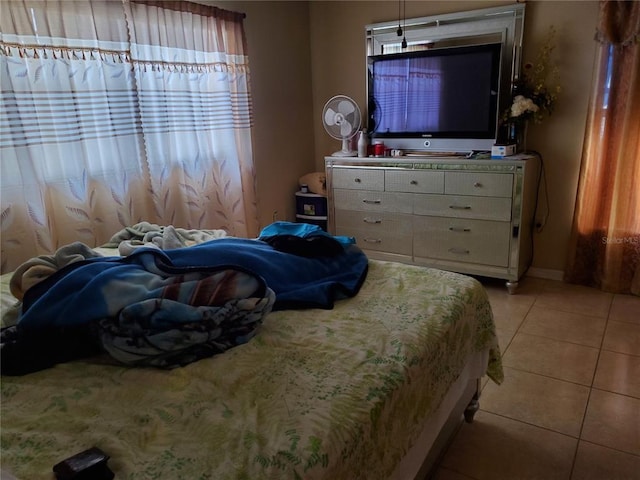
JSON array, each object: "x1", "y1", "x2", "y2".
[{"x1": 0, "y1": 254, "x2": 502, "y2": 480}]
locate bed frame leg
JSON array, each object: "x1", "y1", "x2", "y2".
[{"x1": 463, "y1": 392, "x2": 480, "y2": 423}]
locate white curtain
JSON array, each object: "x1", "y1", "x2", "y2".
[{"x1": 0, "y1": 0, "x2": 258, "y2": 274}]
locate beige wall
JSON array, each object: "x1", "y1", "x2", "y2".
[
  {"x1": 214, "y1": 1, "x2": 600, "y2": 274},
  {"x1": 522, "y1": 1, "x2": 599, "y2": 273}
]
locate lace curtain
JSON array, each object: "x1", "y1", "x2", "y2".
[
  {"x1": 0, "y1": 0, "x2": 258, "y2": 273},
  {"x1": 565, "y1": 0, "x2": 640, "y2": 295}
]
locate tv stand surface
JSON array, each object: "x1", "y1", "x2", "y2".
[
  {"x1": 401, "y1": 151, "x2": 471, "y2": 158},
  {"x1": 325, "y1": 154, "x2": 540, "y2": 293}
]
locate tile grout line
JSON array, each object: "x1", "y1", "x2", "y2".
[
  {"x1": 498, "y1": 363, "x2": 595, "y2": 390},
  {"x1": 567, "y1": 293, "x2": 615, "y2": 480},
  {"x1": 477, "y1": 408, "x2": 581, "y2": 440},
  {"x1": 506, "y1": 329, "x2": 603, "y2": 353},
  {"x1": 495, "y1": 286, "x2": 539, "y2": 359}
]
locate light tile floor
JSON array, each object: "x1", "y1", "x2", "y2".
[{"x1": 434, "y1": 276, "x2": 640, "y2": 480}]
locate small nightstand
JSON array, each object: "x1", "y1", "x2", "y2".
[{"x1": 295, "y1": 191, "x2": 327, "y2": 231}]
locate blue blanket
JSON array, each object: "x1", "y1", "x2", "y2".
[
  {"x1": 2, "y1": 231, "x2": 368, "y2": 374},
  {"x1": 19, "y1": 237, "x2": 368, "y2": 331}
]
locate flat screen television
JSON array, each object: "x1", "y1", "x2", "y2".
[{"x1": 367, "y1": 42, "x2": 502, "y2": 153}]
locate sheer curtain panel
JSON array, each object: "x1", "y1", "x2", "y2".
[
  {"x1": 0, "y1": 0, "x2": 258, "y2": 273},
  {"x1": 123, "y1": 1, "x2": 258, "y2": 237},
  {"x1": 564, "y1": 0, "x2": 640, "y2": 295}
]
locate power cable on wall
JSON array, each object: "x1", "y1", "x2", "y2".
[{"x1": 521, "y1": 149, "x2": 550, "y2": 278}]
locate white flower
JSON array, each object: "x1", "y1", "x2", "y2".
[{"x1": 510, "y1": 95, "x2": 540, "y2": 118}]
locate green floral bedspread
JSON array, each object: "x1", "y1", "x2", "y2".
[{"x1": 0, "y1": 260, "x2": 502, "y2": 480}]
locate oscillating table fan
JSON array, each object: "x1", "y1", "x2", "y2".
[{"x1": 322, "y1": 95, "x2": 361, "y2": 156}]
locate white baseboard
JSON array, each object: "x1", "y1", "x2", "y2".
[{"x1": 526, "y1": 267, "x2": 564, "y2": 281}]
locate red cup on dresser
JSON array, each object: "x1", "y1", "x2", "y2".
[{"x1": 373, "y1": 142, "x2": 385, "y2": 157}]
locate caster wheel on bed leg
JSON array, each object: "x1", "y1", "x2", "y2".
[
  {"x1": 464, "y1": 394, "x2": 479, "y2": 423},
  {"x1": 506, "y1": 281, "x2": 518, "y2": 295}
]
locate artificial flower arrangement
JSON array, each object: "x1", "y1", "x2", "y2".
[{"x1": 500, "y1": 26, "x2": 561, "y2": 144}]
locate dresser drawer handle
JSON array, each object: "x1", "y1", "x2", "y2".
[
  {"x1": 449, "y1": 205, "x2": 471, "y2": 210},
  {"x1": 449, "y1": 227, "x2": 471, "y2": 232},
  {"x1": 448, "y1": 247, "x2": 470, "y2": 255},
  {"x1": 363, "y1": 199, "x2": 381, "y2": 204},
  {"x1": 410, "y1": 180, "x2": 418, "y2": 185},
  {"x1": 363, "y1": 218, "x2": 382, "y2": 224},
  {"x1": 473, "y1": 182, "x2": 483, "y2": 188},
  {"x1": 354, "y1": 178, "x2": 362, "y2": 183},
  {"x1": 364, "y1": 238, "x2": 382, "y2": 244}
]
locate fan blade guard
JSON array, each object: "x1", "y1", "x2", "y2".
[{"x1": 322, "y1": 95, "x2": 361, "y2": 157}]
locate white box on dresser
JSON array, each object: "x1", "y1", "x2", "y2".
[{"x1": 325, "y1": 154, "x2": 540, "y2": 294}]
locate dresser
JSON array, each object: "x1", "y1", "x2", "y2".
[{"x1": 325, "y1": 154, "x2": 540, "y2": 293}]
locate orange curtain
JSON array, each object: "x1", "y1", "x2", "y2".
[{"x1": 565, "y1": 1, "x2": 640, "y2": 295}]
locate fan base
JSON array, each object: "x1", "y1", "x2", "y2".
[{"x1": 332, "y1": 150, "x2": 357, "y2": 157}]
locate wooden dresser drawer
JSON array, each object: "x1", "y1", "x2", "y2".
[
  {"x1": 445, "y1": 171, "x2": 513, "y2": 198},
  {"x1": 385, "y1": 170, "x2": 444, "y2": 194},
  {"x1": 332, "y1": 167, "x2": 384, "y2": 191},
  {"x1": 413, "y1": 216, "x2": 510, "y2": 266},
  {"x1": 334, "y1": 189, "x2": 413, "y2": 214},
  {"x1": 335, "y1": 210, "x2": 412, "y2": 235},
  {"x1": 413, "y1": 194, "x2": 512, "y2": 221},
  {"x1": 335, "y1": 225, "x2": 412, "y2": 255}
]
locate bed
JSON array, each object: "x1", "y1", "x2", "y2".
[{"x1": 0, "y1": 224, "x2": 502, "y2": 480}]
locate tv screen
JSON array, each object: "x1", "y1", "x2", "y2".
[{"x1": 367, "y1": 43, "x2": 502, "y2": 151}]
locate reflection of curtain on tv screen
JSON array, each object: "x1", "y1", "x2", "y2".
[
  {"x1": 373, "y1": 57, "x2": 442, "y2": 133},
  {"x1": 408, "y1": 57, "x2": 442, "y2": 131}
]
